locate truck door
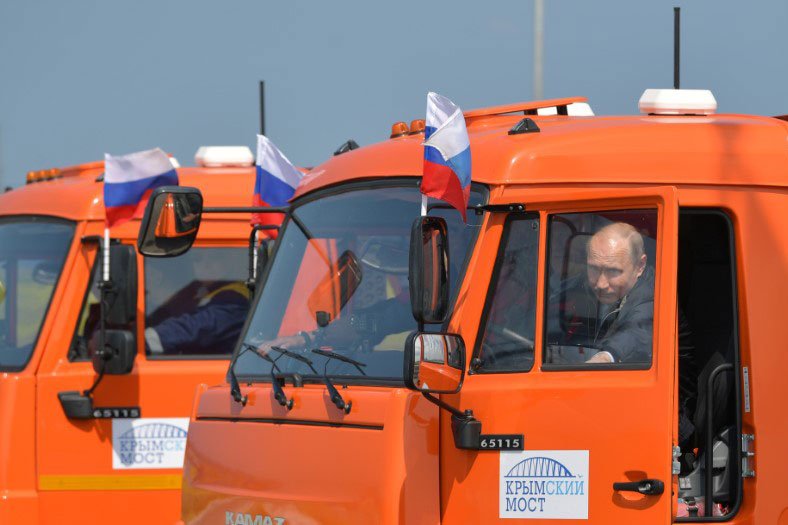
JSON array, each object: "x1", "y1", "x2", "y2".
[
  {"x1": 441, "y1": 187, "x2": 679, "y2": 524},
  {"x1": 35, "y1": 226, "x2": 248, "y2": 524}
]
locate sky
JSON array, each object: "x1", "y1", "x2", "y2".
[{"x1": 0, "y1": 0, "x2": 786, "y2": 187}]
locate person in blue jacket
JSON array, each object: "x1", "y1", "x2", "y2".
[{"x1": 145, "y1": 278, "x2": 250, "y2": 356}]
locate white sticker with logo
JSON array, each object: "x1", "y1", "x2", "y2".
[
  {"x1": 500, "y1": 450, "x2": 589, "y2": 520},
  {"x1": 112, "y1": 417, "x2": 189, "y2": 469}
]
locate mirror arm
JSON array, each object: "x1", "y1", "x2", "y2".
[
  {"x1": 421, "y1": 391, "x2": 471, "y2": 419},
  {"x1": 422, "y1": 392, "x2": 484, "y2": 450},
  {"x1": 83, "y1": 367, "x2": 106, "y2": 397},
  {"x1": 473, "y1": 203, "x2": 526, "y2": 214},
  {"x1": 202, "y1": 206, "x2": 288, "y2": 214}
]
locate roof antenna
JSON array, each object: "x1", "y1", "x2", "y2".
[
  {"x1": 674, "y1": 7, "x2": 680, "y2": 89},
  {"x1": 259, "y1": 80, "x2": 266, "y2": 136}
]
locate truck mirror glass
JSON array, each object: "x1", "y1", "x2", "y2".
[
  {"x1": 90, "y1": 329, "x2": 136, "y2": 375},
  {"x1": 137, "y1": 186, "x2": 203, "y2": 257},
  {"x1": 404, "y1": 332, "x2": 465, "y2": 394},
  {"x1": 408, "y1": 216, "x2": 450, "y2": 324},
  {"x1": 307, "y1": 249, "x2": 363, "y2": 323}
]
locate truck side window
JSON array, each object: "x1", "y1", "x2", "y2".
[
  {"x1": 474, "y1": 214, "x2": 539, "y2": 372},
  {"x1": 144, "y1": 247, "x2": 248, "y2": 357},
  {"x1": 543, "y1": 210, "x2": 657, "y2": 368}
]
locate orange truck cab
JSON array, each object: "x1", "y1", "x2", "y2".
[
  {"x1": 173, "y1": 91, "x2": 786, "y2": 524},
  {"x1": 0, "y1": 147, "x2": 260, "y2": 524}
]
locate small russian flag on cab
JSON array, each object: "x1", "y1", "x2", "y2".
[
  {"x1": 251, "y1": 135, "x2": 303, "y2": 232},
  {"x1": 103, "y1": 148, "x2": 178, "y2": 228},
  {"x1": 422, "y1": 92, "x2": 472, "y2": 221}
]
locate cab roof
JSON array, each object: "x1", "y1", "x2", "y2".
[
  {"x1": 296, "y1": 101, "x2": 788, "y2": 198},
  {"x1": 0, "y1": 164, "x2": 256, "y2": 221}
]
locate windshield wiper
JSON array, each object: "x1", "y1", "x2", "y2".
[
  {"x1": 310, "y1": 349, "x2": 368, "y2": 415},
  {"x1": 311, "y1": 348, "x2": 367, "y2": 376},
  {"x1": 270, "y1": 345, "x2": 319, "y2": 373},
  {"x1": 228, "y1": 343, "x2": 302, "y2": 408}
]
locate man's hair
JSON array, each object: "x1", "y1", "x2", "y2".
[{"x1": 588, "y1": 222, "x2": 645, "y2": 265}]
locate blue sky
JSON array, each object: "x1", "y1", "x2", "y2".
[{"x1": 0, "y1": 0, "x2": 786, "y2": 187}]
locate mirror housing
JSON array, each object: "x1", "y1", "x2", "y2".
[
  {"x1": 409, "y1": 216, "x2": 450, "y2": 324},
  {"x1": 91, "y1": 329, "x2": 136, "y2": 375},
  {"x1": 104, "y1": 244, "x2": 137, "y2": 326},
  {"x1": 137, "y1": 186, "x2": 203, "y2": 257},
  {"x1": 404, "y1": 332, "x2": 465, "y2": 394}
]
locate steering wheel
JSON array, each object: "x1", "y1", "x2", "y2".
[{"x1": 478, "y1": 323, "x2": 535, "y2": 368}]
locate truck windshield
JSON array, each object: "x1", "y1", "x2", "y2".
[
  {"x1": 0, "y1": 217, "x2": 75, "y2": 371},
  {"x1": 234, "y1": 183, "x2": 483, "y2": 383}
]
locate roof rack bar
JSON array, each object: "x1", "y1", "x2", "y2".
[{"x1": 464, "y1": 97, "x2": 587, "y2": 119}]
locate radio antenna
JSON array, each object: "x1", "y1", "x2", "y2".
[
  {"x1": 259, "y1": 80, "x2": 266, "y2": 136},
  {"x1": 674, "y1": 7, "x2": 680, "y2": 89}
]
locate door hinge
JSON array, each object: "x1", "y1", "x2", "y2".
[
  {"x1": 741, "y1": 434, "x2": 755, "y2": 478},
  {"x1": 672, "y1": 445, "x2": 682, "y2": 475}
]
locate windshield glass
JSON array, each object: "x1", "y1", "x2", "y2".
[
  {"x1": 0, "y1": 217, "x2": 75, "y2": 371},
  {"x1": 234, "y1": 183, "x2": 484, "y2": 382}
]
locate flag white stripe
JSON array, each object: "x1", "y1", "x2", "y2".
[
  {"x1": 256, "y1": 135, "x2": 301, "y2": 189},
  {"x1": 424, "y1": 108, "x2": 470, "y2": 160},
  {"x1": 104, "y1": 148, "x2": 174, "y2": 184},
  {"x1": 426, "y1": 92, "x2": 459, "y2": 129}
]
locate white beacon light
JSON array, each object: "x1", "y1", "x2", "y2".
[
  {"x1": 638, "y1": 89, "x2": 717, "y2": 116},
  {"x1": 194, "y1": 146, "x2": 254, "y2": 167}
]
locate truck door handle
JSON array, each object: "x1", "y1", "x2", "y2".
[{"x1": 612, "y1": 479, "x2": 664, "y2": 495}]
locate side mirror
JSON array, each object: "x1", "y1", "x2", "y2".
[
  {"x1": 91, "y1": 329, "x2": 136, "y2": 375},
  {"x1": 404, "y1": 332, "x2": 465, "y2": 394},
  {"x1": 104, "y1": 244, "x2": 137, "y2": 326},
  {"x1": 409, "y1": 216, "x2": 450, "y2": 324},
  {"x1": 307, "y1": 249, "x2": 363, "y2": 323},
  {"x1": 137, "y1": 186, "x2": 203, "y2": 257}
]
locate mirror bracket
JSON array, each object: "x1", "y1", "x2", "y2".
[
  {"x1": 421, "y1": 392, "x2": 483, "y2": 450},
  {"x1": 451, "y1": 411, "x2": 483, "y2": 450},
  {"x1": 474, "y1": 203, "x2": 526, "y2": 215},
  {"x1": 58, "y1": 391, "x2": 94, "y2": 419}
]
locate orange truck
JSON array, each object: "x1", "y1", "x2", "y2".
[
  {"x1": 150, "y1": 90, "x2": 786, "y2": 524},
  {"x1": 0, "y1": 147, "x2": 261, "y2": 524}
]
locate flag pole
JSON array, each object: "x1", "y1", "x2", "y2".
[
  {"x1": 421, "y1": 194, "x2": 428, "y2": 216},
  {"x1": 251, "y1": 230, "x2": 259, "y2": 279},
  {"x1": 103, "y1": 227, "x2": 110, "y2": 282}
]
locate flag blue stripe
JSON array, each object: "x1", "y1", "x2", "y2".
[
  {"x1": 425, "y1": 125, "x2": 438, "y2": 140},
  {"x1": 104, "y1": 170, "x2": 178, "y2": 207},
  {"x1": 423, "y1": 144, "x2": 446, "y2": 165},
  {"x1": 448, "y1": 146, "x2": 472, "y2": 187},
  {"x1": 424, "y1": 145, "x2": 471, "y2": 188},
  {"x1": 255, "y1": 166, "x2": 296, "y2": 206}
]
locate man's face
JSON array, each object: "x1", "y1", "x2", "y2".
[{"x1": 586, "y1": 234, "x2": 645, "y2": 305}]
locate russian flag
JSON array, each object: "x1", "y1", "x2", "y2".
[
  {"x1": 103, "y1": 148, "x2": 178, "y2": 228},
  {"x1": 251, "y1": 135, "x2": 303, "y2": 236},
  {"x1": 422, "y1": 92, "x2": 472, "y2": 221}
]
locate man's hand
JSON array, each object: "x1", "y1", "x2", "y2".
[
  {"x1": 255, "y1": 334, "x2": 307, "y2": 356},
  {"x1": 586, "y1": 351, "x2": 614, "y2": 364}
]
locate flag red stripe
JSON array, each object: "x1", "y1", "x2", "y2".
[{"x1": 421, "y1": 160, "x2": 469, "y2": 221}]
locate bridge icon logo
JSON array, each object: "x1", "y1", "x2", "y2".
[
  {"x1": 119, "y1": 423, "x2": 188, "y2": 441},
  {"x1": 505, "y1": 457, "x2": 575, "y2": 479},
  {"x1": 499, "y1": 450, "x2": 589, "y2": 520},
  {"x1": 112, "y1": 418, "x2": 190, "y2": 470}
]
